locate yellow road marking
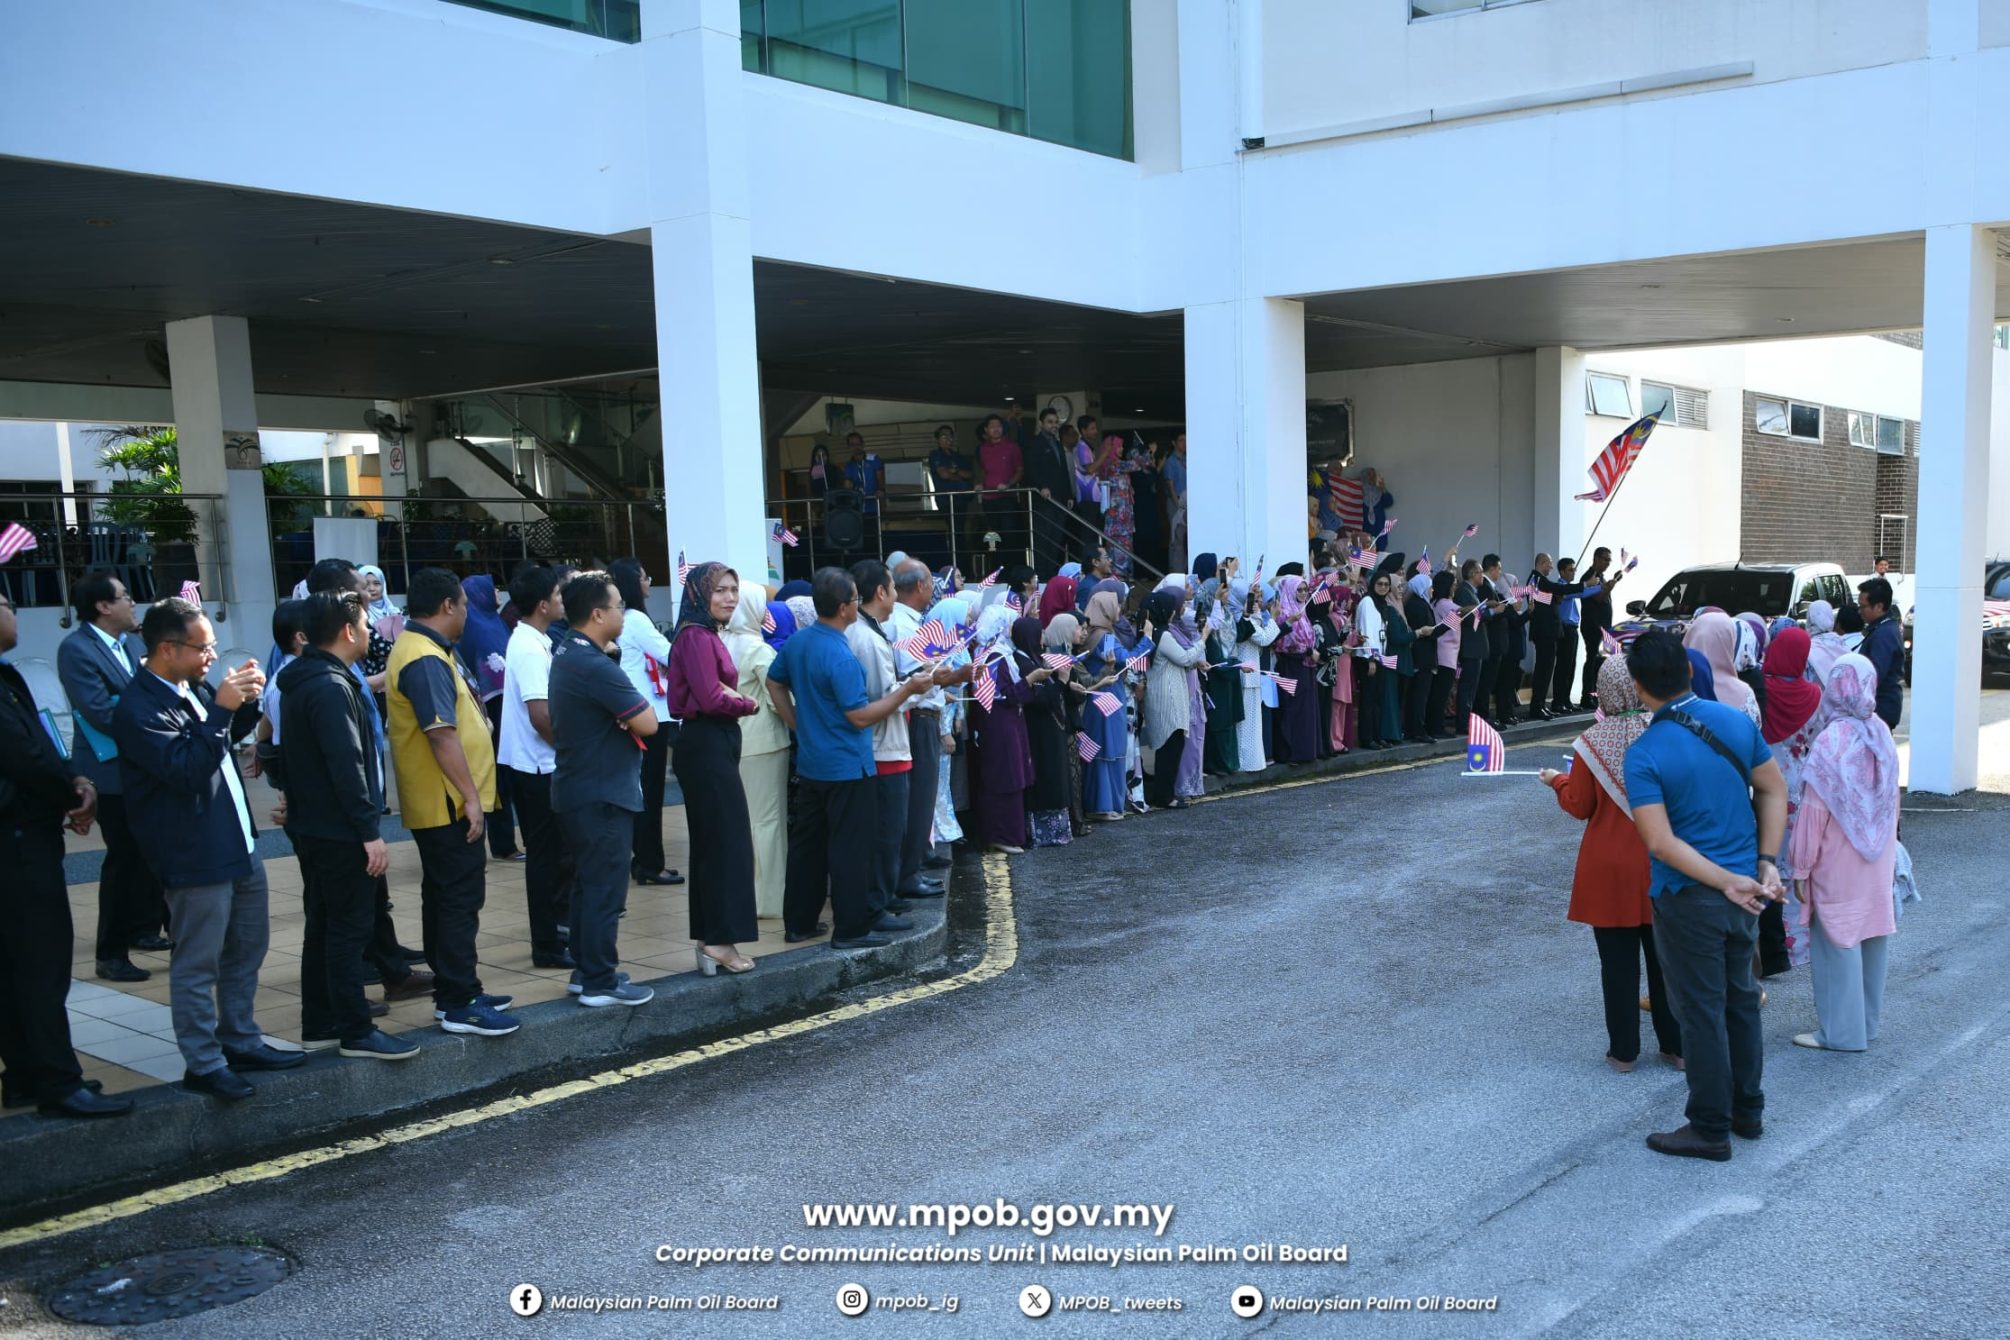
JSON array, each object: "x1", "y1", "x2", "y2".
[
  {"x1": 0, "y1": 854, "x2": 1020, "y2": 1252},
  {"x1": 0, "y1": 746, "x2": 1481, "y2": 1252}
]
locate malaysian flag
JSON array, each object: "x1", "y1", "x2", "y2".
[
  {"x1": 1267, "y1": 671, "x2": 1298, "y2": 696},
  {"x1": 1005, "y1": 592, "x2": 1022, "y2": 611},
  {"x1": 1090, "y1": 690, "x2": 1122, "y2": 717},
  {"x1": 1379, "y1": 517, "x2": 1398, "y2": 538},
  {"x1": 761, "y1": 608, "x2": 776, "y2": 633},
  {"x1": 0, "y1": 523, "x2": 36, "y2": 564},
  {"x1": 1328, "y1": 474, "x2": 1366, "y2": 531},
  {"x1": 676, "y1": 549, "x2": 690, "y2": 584},
  {"x1": 972, "y1": 664, "x2": 999, "y2": 710},
  {"x1": 771, "y1": 520, "x2": 798, "y2": 548},
  {"x1": 977, "y1": 567, "x2": 1002, "y2": 589},
  {"x1": 1462, "y1": 523, "x2": 1480, "y2": 539},
  {"x1": 1380, "y1": 654, "x2": 1399, "y2": 670},
  {"x1": 1530, "y1": 589, "x2": 1553, "y2": 605},
  {"x1": 899, "y1": 618, "x2": 952, "y2": 659},
  {"x1": 1040, "y1": 652, "x2": 1076, "y2": 670},
  {"x1": 178, "y1": 580, "x2": 202, "y2": 603},
  {"x1": 1576, "y1": 413, "x2": 1660, "y2": 502},
  {"x1": 1346, "y1": 544, "x2": 1373, "y2": 567},
  {"x1": 1601, "y1": 627, "x2": 1623, "y2": 657},
  {"x1": 1123, "y1": 651, "x2": 1149, "y2": 673},
  {"x1": 1076, "y1": 731, "x2": 1100, "y2": 762},
  {"x1": 1619, "y1": 548, "x2": 1640, "y2": 573},
  {"x1": 1413, "y1": 545, "x2": 1431, "y2": 575},
  {"x1": 1466, "y1": 713, "x2": 1506, "y2": 773}
]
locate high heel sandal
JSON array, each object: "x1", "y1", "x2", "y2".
[{"x1": 697, "y1": 946, "x2": 755, "y2": 976}]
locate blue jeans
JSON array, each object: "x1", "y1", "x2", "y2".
[{"x1": 164, "y1": 862, "x2": 271, "y2": 1075}]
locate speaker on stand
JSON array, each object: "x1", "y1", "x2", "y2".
[{"x1": 824, "y1": 488, "x2": 866, "y2": 567}]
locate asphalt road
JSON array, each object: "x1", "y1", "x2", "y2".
[{"x1": 2, "y1": 694, "x2": 2006, "y2": 1339}]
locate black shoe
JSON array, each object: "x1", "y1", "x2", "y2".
[
  {"x1": 831, "y1": 932, "x2": 891, "y2": 949},
  {"x1": 922, "y1": 855, "x2": 952, "y2": 870},
  {"x1": 182, "y1": 1067, "x2": 256, "y2": 1102},
  {"x1": 1533, "y1": 708, "x2": 1554, "y2": 721},
  {"x1": 1732, "y1": 1116, "x2": 1763, "y2": 1140},
  {"x1": 1646, "y1": 1124, "x2": 1732, "y2": 1162},
  {"x1": 39, "y1": 1087, "x2": 133, "y2": 1118},
  {"x1": 784, "y1": 923, "x2": 831, "y2": 943},
  {"x1": 95, "y1": 958, "x2": 150, "y2": 983},
  {"x1": 222, "y1": 1043, "x2": 306, "y2": 1071},
  {"x1": 131, "y1": 934, "x2": 175, "y2": 952},
  {"x1": 872, "y1": 913, "x2": 914, "y2": 933},
  {"x1": 634, "y1": 868, "x2": 685, "y2": 886},
  {"x1": 368, "y1": 1000, "x2": 389, "y2": 1018},
  {"x1": 898, "y1": 884, "x2": 946, "y2": 899},
  {"x1": 532, "y1": 949, "x2": 578, "y2": 969},
  {"x1": 396, "y1": 946, "x2": 428, "y2": 964},
  {"x1": 6, "y1": 1079, "x2": 102, "y2": 1110},
  {"x1": 883, "y1": 897, "x2": 913, "y2": 915}
]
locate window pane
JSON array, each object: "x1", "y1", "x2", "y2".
[
  {"x1": 1587, "y1": 372, "x2": 1631, "y2": 418},
  {"x1": 906, "y1": 0, "x2": 1025, "y2": 132},
  {"x1": 1640, "y1": 382, "x2": 1674, "y2": 422},
  {"x1": 1877, "y1": 416, "x2": 1905, "y2": 453},
  {"x1": 1025, "y1": 0, "x2": 1133, "y2": 158},
  {"x1": 1789, "y1": 403, "x2": 1821, "y2": 439},
  {"x1": 763, "y1": 0, "x2": 905, "y2": 103},
  {"x1": 1412, "y1": 0, "x2": 1483, "y2": 15},
  {"x1": 743, "y1": 0, "x2": 765, "y2": 69}
]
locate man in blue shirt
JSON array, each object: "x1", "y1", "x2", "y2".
[
  {"x1": 1531, "y1": 554, "x2": 1603, "y2": 717},
  {"x1": 767, "y1": 567, "x2": 932, "y2": 950},
  {"x1": 1622, "y1": 631, "x2": 1787, "y2": 1162},
  {"x1": 842, "y1": 433, "x2": 883, "y2": 515},
  {"x1": 1855, "y1": 577, "x2": 1905, "y2": 731}
]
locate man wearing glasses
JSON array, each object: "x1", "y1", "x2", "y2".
[
  {"x1": 114, "y1": 597, "x2": 299, "y2": 1101},
  {"x1": 57, "y1": 569, "x2": 170, "y2": 983}
]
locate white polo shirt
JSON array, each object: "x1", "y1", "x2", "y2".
[{"x1": 498, "y1": 621, "x2": 556, "y2": 774}]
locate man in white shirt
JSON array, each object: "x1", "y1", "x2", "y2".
[
  {"x1": 499, "y1": 565, "x2": 574, "y2": 969},
  {"x1": 888, "y1": 558, "x2": 955, "y2": 896}
]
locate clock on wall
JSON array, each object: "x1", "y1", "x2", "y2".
[{"x1": 1045, "y1": 395, "x2": 1074, "y2": 423}]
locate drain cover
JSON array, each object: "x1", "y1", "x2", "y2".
[{"x1": 47, "y1": 1246, "x2": 289, "y2": 1326}]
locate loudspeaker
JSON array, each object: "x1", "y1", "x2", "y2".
[{"x1": 824, "y1": 488, "x2": 865, "y2": 552}]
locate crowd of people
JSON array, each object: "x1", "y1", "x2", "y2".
[{"x1": 0, "y1": 514, "x2": 1914, "y2": 1122}]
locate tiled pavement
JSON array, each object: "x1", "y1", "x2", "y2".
[{"x1": 17, "y1": 769, "x2": 794, "y2": 1118}]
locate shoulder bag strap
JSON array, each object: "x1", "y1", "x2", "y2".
[{"x1": 1657, "y1": 706, "x2": 1751, "y2": 788}]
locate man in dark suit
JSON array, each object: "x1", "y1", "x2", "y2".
[
  {"x1": 1024, "y1": 408, "x2": 1074, "y2": 573},
  {"x1": 1579, "y1": 547, "x2": 1621, "y2": 709},
  {"x1": 1529, "y1": 552, "x2": 1596, "y2": 720},
  {"x1": 1453, "y1": 559, "x2": 1490, "y2": 730},
  {"x1": 1476, "y1": 555, "x2": 1512, "y2": 724},
  {"x1": 0, "y1": 591, "x2": 133, "y2": 1118},
  {"x1": 114, "y1": 597, "x2": 300, "y2": 1101},
  {"x1": 1489, "y1": 560, "x2": 1530, "y2": 725},
  {"x1": 57, "y1": 569, "x2": 168, "y2": 982}
]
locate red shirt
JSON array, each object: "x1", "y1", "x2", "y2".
[
  {"x1": 979, "y1": 437, "x2": 1022, "y2": 497},
  {"x1": 1548, "y1": 764, "x2": 1654, "y2": 928},
  {"x1": 664, "y1": 626, "x2": 759, "y2": 722}
]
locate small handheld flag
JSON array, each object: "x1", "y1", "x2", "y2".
[
  {"x1": 1040, "y1": 652, "x2": 1076, "y2": 671},
  {"x1": 1380, "y1": 654, "x2": 1398, "y2": 670},
  {"x1": 1005, "y1": 592, "x2": 1023, "y2": 612},
  {"x1": 1462, "y1": 523, "x2": 1480, "y2": 539},
  {"x1": 1076, "y1": 731, "x2": 1100, "y2": 762},
  {"x1": 1601, "y1": 627, "x2": 1623, "y2": 657},
  {"x1": 1414, "y1": 545, "x2": 1431, "y2": 575},
  {"x1": 1090, "y1": 690, "x2": 1122, "y2": 717},
  {"x1": 1123, "y1": 651, "x2": 1150, "y2": 674},
  {"x1": 977, "y1": 567, "x2": 1001, "y2": 589},
  {"x1": 1380, "y1": 517, "x2": 1398, "y2": 537},
  {"x1": 1266, "y1": 672, "x2": 1298, "y2": 696},
  {"x1": 761, "y1": 608, "x2": 777, "y2": 633},
  {"x1": 899, "y1": 619, "x2": 952, "y2": 659},
  {"x1": 178, "y1": 580, "x2": 202, "y2": 603},
  {"x1": 1466, "y1": 713, "x2": 1506, "y2": 773},
  {"x1": 1530, "y1": 589, "x2": 1553, "y2": 605},
  {"x1": 0, "y1": 523, "x2": 38, "y2": 564},
  {"x1": 771, "y1": 521, "x2": 799, "y2": 548},
  {"x1": 972, "y1": 664, "x2": 999, "y2": 710},
  {"x1": 676, "y1": 549, "x2": 690, "y2": 584}
]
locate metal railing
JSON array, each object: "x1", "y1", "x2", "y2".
[
  {"x1": 0, "y1": 491, "x2": 231, "y2": 623},
  {"x1": 266, "y1": 494, "x2": 663, "y2": 600},
  {"x1": 765, "y1": 487, "x2": 1164, "y2": 586}
]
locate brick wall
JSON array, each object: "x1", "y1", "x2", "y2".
[{"x1": 1740, "y1": 392, "x2": 1917, "y2": 571}]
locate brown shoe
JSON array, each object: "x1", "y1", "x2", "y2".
[
  {"x1": 1638, "y1": 994, "x2": 1652, "y2": 1012},
  {"x1": 1659, "y1": 1051, "x2": 1686, "y2": 1071},
  {"x1": 1646, "y1": 1124, "x2": 1732, "y2": 1162},
  {"x1": 382, "y1": 971, "x2": 436, "y2": 1002},
  {"x1": 1605, "y1": 1054, "x2": 1635, "y2": 1073},
  {"x1": 1732, "y1": 1116, "x2": 1763, "y2": 1140}
]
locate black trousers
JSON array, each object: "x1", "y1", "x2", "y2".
[
  {"x1": 1425, "y1": 665, "x2": 1455, "y2": 736},
  {"x1": 1145, "y1": 729, "x2": 1185, "y2": 807},
  {"x1": 1531, "y1": 633, "x2": 1558, "y2": 714},
  {"x1": 293, "y1": 833, "x2": 378, "y2": 1045},
  {"x1": 410, "y1": 818, "x2": 488, "y2": 1010},
  {"x1": 365, "y1": 873, "x2": 410, "y2": 986},
  {"x1": 1551, "y1": 631, "x2": 1581, "y2": 710},
  {"x1": 784, "y1": 776, "x2": 878, "y2": 941},
  {"x1": 1401, "y1": 666, "x2": 1429, "y2": 738},
  {"x1": 0, "y1": 822, "x2": 84, "y2": 1104},
  {"x1": 632, "y1": 722, "x2": 672, "y2": 876},
  {"x1": 93, "y1": 792, "x2": 166, "y2": 959},
  {"x1": 482, "y1": 696, "x2": 517, "y2": 858},
  {"x1": 1581, "y1": 624, "x2": 1607, "y2": 705},
  {"x1": 560, "y1": 801, "x2": 632, "y2": 994},
  {"x1": 1651, "y1": 884, "x2": 1765, "y2": 1141},
  {"x1": 1491, "y1": 649, "x2": 1521, "y2": 722},
  {"x1": 1455, "y1": 658, "x2": 1484, "y2": 728},
  {"x1": 1592, "y1": 925, "x2": 1681, "y2": 1063},
  {"x1": 900, "y1": 713, "x2": 942, "y2": 888},
  {"x1": 673, "y1": 717, "x2": 757, "y2": 945},
  {"x1": 506, "y1": 767, "x2": 572, "y2": 956},
  {"x1": 1357, "y1": 669, "x2": 1384, "y2": 745}
]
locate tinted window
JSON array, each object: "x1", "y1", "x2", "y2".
[
  {"x1": 1644, "y1": 571, "x2": 1800, "y2": 619},
  {"x1": 1821, "y1": 574, "x2": 1851, "y2": 606},
  {"x1": 1989, "y1": 568, "x2": 2010, "y2": 600}
]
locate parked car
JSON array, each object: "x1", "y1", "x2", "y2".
[
  {"x1": 1900, "y1": 561, "x2": 2010, "y2": 684},
  {"x1": 1614, "y1": 562, "x2": 1851, "y2": 646}
]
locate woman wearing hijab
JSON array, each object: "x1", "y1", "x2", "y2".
[
  {"x1": 1127, "y1": 440, "x2": 1164, "y2": 574},
  {"x1": 611, "y1": 558, "x2": 683, "y2": 887},
  {"x1": 1401, "y1": 573, "x2": 1442, "y2": 742},
  {"x1": 1202, "y1": 582, "x2": 1243, "y2": 775},
  {"x1": 806, "y1": 443, "x2": 832, "y2": 499},
  {"x1": 1043, "y1": 612, "x2": 1090, "y2": 835},
  {"x1": 925, "y1": 594, "x2": 972, "y2": 850},
  {"x1": 1789, "y1": 653, "x2": 1901, "y2": 1052},
  {"x1": 459, "y1": 574, "x2": 519, "y2": 859},
  {"x1": 1804, "y1": 600, "x2": 1847, "y2": 683},
  {"x1": 1541, "y1": 658, "x2": 1682, "y2": 1073},
  {"x1": 721, "y1": 585, "x2": 791, "y2": 921},
  {"x1": 966, "y1": 604, "x2": 1048, "y2": 853},
  {"x1": 1191, "y1": 552, "x2": 1218, "y2": 586},
  {"x1": 1038, "y1": 573, "x2": 1077, "y2": 628},
  {"x1": 1230, "y1": 578, "x2": 1278, "y2": 772},
  {"x1": 1141, "y1": 588, "x2": 1205, "y2": 808},
  {"x1": 1761, "y1": 627, "x2": 1826, "y2": 975},
  {"x1": 1020, "y1": 616, "x2": 1074, "y2": 846},
  {"x1": 1315, "y1": 576, "x2": 1356, "y2": 755},
  {"x1": 664, "y1": 562, "x2": 760, "y2": 974},
  {"x1": 1682, "y1": 611, "x2": 1759, "y2": 726},
  {"x1": 784, "y1": 593, "x2": 816, "y2": 635},
  {"x1": 1171, "y1": 602, "x2": 1210, "y2": 801},
  {"x1": 1732, "y1": 618, "x2": 1767, "y2": 717},
  {"x1": 1427, "y1": 571, "x2": 1462, "y2": 740},
  {"x1": 1685, "y1": 648, "x2": 1718, "y2": 702},
  {"x1": 1358, "y1": 571, "x2": 1401, "y2": 749},
  {"x1": 1271, "y1": 575, "x2": 1324, "y2": 763},
  {"x1": 1077, "y1": 586, "x2": 1144, "y2": 818}
]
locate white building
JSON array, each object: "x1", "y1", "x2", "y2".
[{"x1": 0, "y1": 0, "x2": 2002, "y2": 790}]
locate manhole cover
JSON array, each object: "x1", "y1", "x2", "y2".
[{"x1": 47, "y1": 1246, "x2": 289, "y2": 1326}]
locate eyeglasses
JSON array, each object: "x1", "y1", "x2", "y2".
[{"x1": 165, "y1": 640, "x2": 219, "y2": 655}]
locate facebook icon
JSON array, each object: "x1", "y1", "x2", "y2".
[{"x1": 509, "y1": 1284, "x2": 544, "y2": 1317}]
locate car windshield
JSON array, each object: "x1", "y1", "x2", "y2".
[
  {"x1": 1989, "y1": 568, "x2": 2010, "y2": 600},
  {"x1": 1643, "y1": 570, "x2": 1801, "y2": 619}
]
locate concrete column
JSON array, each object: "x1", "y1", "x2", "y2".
[
  {"x1": 165, "y1": 315, "x2": 276, "y2": 638},
  {"x1": 1184, "y1": 298, "x2": 1308, "y2": 575},
  {"x1": 1533, "y1": 346, "x2": 1589, "y2": 563},
  {"x1": 641, "y1": 0, "x2": 766, "y2": 586},
  {"x1": 1910, "y1": 224, "x2": 1994, "y2": 794}
]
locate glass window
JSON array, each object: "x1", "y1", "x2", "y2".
[
  {"x1": 1640, "y1": 381, "x2": 1674, "y2": 423},
  {"x1": 760, "y1": 0, "x2": 905, "y2": 103},
  {"x1": 1024, "y1": 0, "x2": 1133, "y2": 159},
  {"x1": 1411, "y1": 0, "x2": 1540, "y2": 16},
  {"x1": 1876, "y1": 416, "x2": 1905, "y2": 455},
  {"x1": 1987, "y1": 568, "x2": 2010, "y2": 600},
  {"x1": 1586, "y1": 372, "x2": 1632, "y2": 418},
  {"x1": 907, "y1": 0, "x2": 1026, "y2": 132},
  {"x1": 443, "y1": 0, "x2": 641, "y2": 42},
  {"x1": 1644, "y1": 570, "x2": 1798, "y2": 620},
  {"x1": 1846, "y1": 410, "x2": 1875, "y2": 448},
  {"x1": 1788, "y1": 403, "x2": 1822, "y2": 440}
]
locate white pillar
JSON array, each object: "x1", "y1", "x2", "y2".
[
  {"x1": 641, "y1": 0, "x2": 766, "y2": 586},
  {"x1": 165, "y1": 314, "x2": 277, "y2": 637},
  {"x1": 1910, "y1": 224, "x2": 1993, "y2": 794},
  {"x1": 1533, "y1": 346, "x2": 1589, "y2": 564},
  {"x1": 1184, "y1": 298, "x2": 1308, "y2": 575}
]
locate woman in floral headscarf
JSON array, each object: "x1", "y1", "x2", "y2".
[
  {"x1": 1270, "y1": 575, "x2": 1323, "y2": 763},
  {"x1": 1076, "y1": 586, "x2": 1145, "y2": 819},
  {"x1": 1789, "y1": 653, "x2": 1901, "y2": 1052},
  {"x1": 1804, "y1": 599, "x2": 1848, "y2": 684},
  {"x1": 1542, "y1": 657, "x2": 1682, "y2": 1073},
  {"x1": 1315, "y1": 574, "x2": 1358, "y2": 755}
]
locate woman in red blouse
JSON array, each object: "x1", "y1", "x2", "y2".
[
  {"x1": 664, "y1": 562, "x2": 761, "y2": 975},
  {"x1": 1540, "y1": 657, "x2": 1683, "y2": 1073}
]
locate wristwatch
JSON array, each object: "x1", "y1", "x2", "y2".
[{"x1": 1756, "y1": 854, "x2": 1778, "y2": 866}]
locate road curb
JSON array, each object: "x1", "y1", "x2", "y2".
[{"x1": 0, "y1": 905, "x2": 947, "y2": 1218}]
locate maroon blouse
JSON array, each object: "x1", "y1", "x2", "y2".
[{"x1": 664, "y1": 626, "x2": 758, "y2": 721}]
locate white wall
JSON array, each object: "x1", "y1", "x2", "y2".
[
  {"x1": 1263, "y1": 0, "x2": 1924, "y2": 141},
  {"x1": 1743, "y1": 336, "x2": 1923, "y2": 420}
]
